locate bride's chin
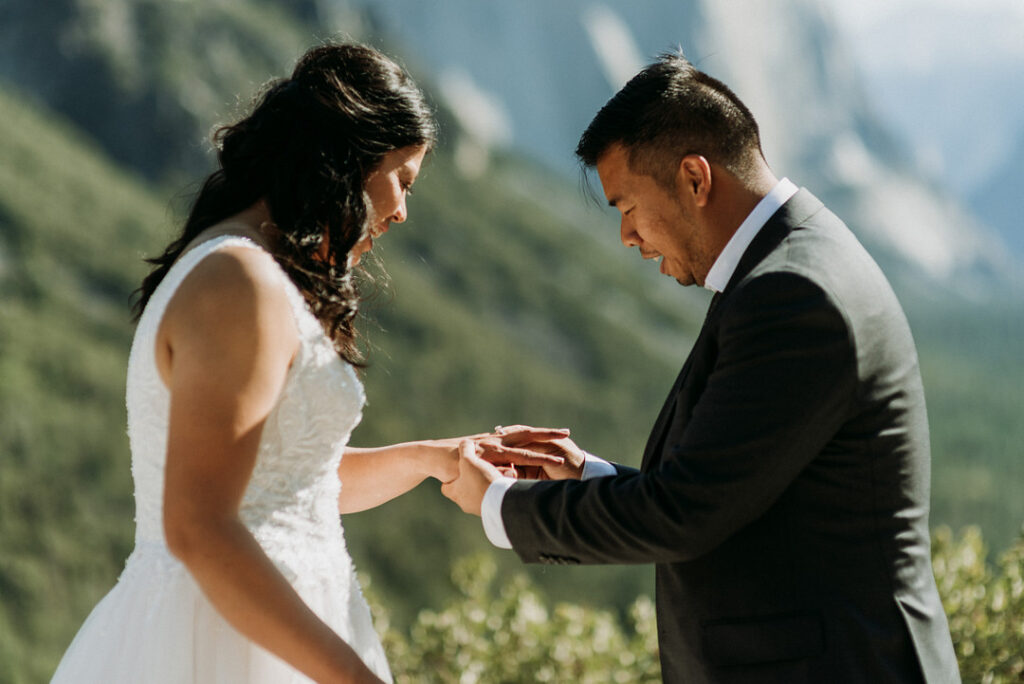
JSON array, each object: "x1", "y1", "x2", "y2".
[{"x1": 348, "y1": 249, "x2": 369, "y2": 268}]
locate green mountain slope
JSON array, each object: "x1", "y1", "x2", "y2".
[
  {"x1": 907, "y1": 301, "x2": 1024, "y2": 548},
  {"x1": 2, "y1": 2, "x2": 1023, "y2": 680},
  {"x1": 0, "y1": 80, "x2": 707, "y2": 679},
  {"x1": 0, "y1": 0, "x2": 317, "y2": 181},
  {"x1": 0, "y1": 84, "x2": 167, "y2": 682}
]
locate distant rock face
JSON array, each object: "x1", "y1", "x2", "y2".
[
  {"x1": 353, "y1": 0, "x2": 705, "y2": 172},
  {"x1": 348, "y1": 0, "x2": 1016, "y2": 296},
  {"x1": 689, "y1": 0, "x2": 1014, "y2": 294},
  {"x1": 0, "y1": 0, "x2": 1014, "y2": 294},
  {"x1": 969, "y1": 124, "x2": 1024, "y2": 257},
  {"x1": 822, "y1": 0, "x2": 1024, "y2": 260}
]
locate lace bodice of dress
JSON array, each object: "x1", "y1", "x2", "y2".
[{"x1": 125, "y1": 236, "x2": 365, "y2": 555}]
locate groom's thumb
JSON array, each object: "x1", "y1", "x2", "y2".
[
  {"x1": 459, "y1": 439, "x2": 477, "y2": 461},
  {"x1": 461, "y1": 439, "x2": 498, "y2": 477}
]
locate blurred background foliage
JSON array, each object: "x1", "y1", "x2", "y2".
[
  {"x1": 369, "y1": 533, "x2": 1024, "y2": 683},
  {"x1": 0, "y1": 0, "x2": 1021, "y2": 681}
]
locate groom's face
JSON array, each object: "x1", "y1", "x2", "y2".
[{"x1": 597, "y1": 144, "x2": 707, "y2": 287}]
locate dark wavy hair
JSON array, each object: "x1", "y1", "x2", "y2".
[{"x1": 132, "y1": 42, "x2": 437, "y2": 364}]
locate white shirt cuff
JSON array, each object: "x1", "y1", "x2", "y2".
[
  {"x1": 482, "y1": 477, "x2": 516, "y2": 549},
  {"x1": 581, "y1": 452, "x2": 616, "y2": 479},
  {"x1": 481, "y1": 452, "x2": 614, "y2": 549}
]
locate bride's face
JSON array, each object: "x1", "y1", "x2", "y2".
[{"x1": 349, "y1": 145, "x2": 427, "y2": 266}]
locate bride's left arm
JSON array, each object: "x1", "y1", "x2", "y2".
[
  {"x1": 338, "y1": 432, "x2": 568, "y2": 514},
  {"x1": 338, "y1": 440, "x2": 460, "y2": 514}
]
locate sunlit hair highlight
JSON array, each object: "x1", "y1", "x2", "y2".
[
  {"x1": 133, "y1": 42, "x2": 437, "y2": 364},
  {"x1": 577, "y1": 50, "x2": 765, "y2": 190}
]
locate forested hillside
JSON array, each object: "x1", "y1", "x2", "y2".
[
  {"x1": 0, "y1": 72, "x2": 703, "y2": 681},
  {"x1": 0, "y1": 84, "x2": 165, "y2": 680},
  {"x1": 1, "y1": 0, "x2": 1022, "y2": 681}
]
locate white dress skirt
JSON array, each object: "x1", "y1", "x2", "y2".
[{"x1": 51, "y1": 236, "x2": 392, "y2": 683}]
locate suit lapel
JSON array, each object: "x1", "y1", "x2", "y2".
[
  {"x1": 639, "y1": 292, "x2": 720, "y2": 471},
  {"x1": 639, "y1": 189, "x2": 823, "y2": 473},
  {"x1": 640, "y1": 364, "x2": 687, "y2": 471}
]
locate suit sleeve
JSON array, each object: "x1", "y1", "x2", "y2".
[{"x1": 502, "y1": 272, "x2": 857, "y2": 565}]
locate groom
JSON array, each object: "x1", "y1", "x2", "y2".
[{"x1": 443, "y1": 53, "x2": 960, "y2": 682}]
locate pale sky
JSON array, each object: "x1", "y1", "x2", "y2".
[
  {"x1": 828, "y1": 0, "x2": 1024, "y2": 68},
  {"x1": 826, "y1": 0, "x2": 1024, "y2": 188}
]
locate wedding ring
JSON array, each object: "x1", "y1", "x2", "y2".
[{"x1": 493, "y1": 425, "x2": 505, "y2": 435}]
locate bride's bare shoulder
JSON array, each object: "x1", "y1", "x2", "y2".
[{"x1": 161, "y1": 242, "x2": 297, "y2": 352}]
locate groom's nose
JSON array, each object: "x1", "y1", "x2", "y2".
[{"x1": 620, "y1": 219, "x2": 640, "y2": 248}]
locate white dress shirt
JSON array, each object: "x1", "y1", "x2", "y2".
[
  {"x1": 480, "y1": 178, "x2": 799, "y2": 550},
  {"x1": 703, "y1": 177, "x2": 798, "y2": 293}
]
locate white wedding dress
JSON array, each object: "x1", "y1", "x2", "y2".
[{"x1": 51, "y1": 236, "x2": 392, "y2": 683}]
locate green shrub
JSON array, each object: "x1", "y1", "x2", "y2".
[
  {"x1": 370, "y1": 553, "x2": 660, "y2": 683},
  {"x1": 933, "y1": 525, "x2": 1024, "y2": 682},
  {"x1": 368, "y1": 526, "x2": 1024, "y2": 683}
]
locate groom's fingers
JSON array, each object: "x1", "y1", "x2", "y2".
[
  {"x1": 498, "y1": 424, "x2": 570, "y2": 438},
  {"x1": 461, "y1": 440, "x2": 508, "y2": 478},
  {"x1": 496, "y1": 425, "x2": 570, "y2": 446},
  {"x1": 459, "y1": 439, "x2": 477, "y2": 459},
  {"x1": 441, "y1": 442, "x2": 476, "y2": 513},
  {"x1": 478, "y1": 444, "x2": 565, "y2": 467},
  {"x1": 439, "y1": 440, "x2": 500, "y2": 516},
  {"x1": 463, "y1": 432, "x2": 494, "y2": 441}
]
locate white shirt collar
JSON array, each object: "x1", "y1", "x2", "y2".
[{"x1": 703, "y1": 178, "x2": 799, "y2": 293}]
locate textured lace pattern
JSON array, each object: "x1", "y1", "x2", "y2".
[
  {"x1": 127, "y1": 236, "x2": 365, "y2": 553},
  {"x1": 54, "y1": 235, "x2": 391, "y2": 683},
  {"x1": 118, "y1": 236, "x2": 387, "y2": 676}
]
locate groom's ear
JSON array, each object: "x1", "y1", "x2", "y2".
[{"x1": 676, "y1": 155, "x2": 712, "y2": 207}]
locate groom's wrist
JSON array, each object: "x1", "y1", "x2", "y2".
[{"x1": 580, "y1": 452, "x2": 616, "y2": 479}]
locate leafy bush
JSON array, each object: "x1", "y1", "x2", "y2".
[
  {"x1": 2, "y1": 6, "x2": 1023, "y2": 678},
  {"x1": 369, "y1": 527, "x2": 1024, "y2": 683},
  {"x1": 369, "y1": 553, "x2": 661, "y2": 683},
  {"x1": 933, "y1": 525, "x2": 1024, "y2": 682}
]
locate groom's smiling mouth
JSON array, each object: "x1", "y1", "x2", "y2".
[{"x1": 640, "y1": 249, "x2": 666, "y2": 271}]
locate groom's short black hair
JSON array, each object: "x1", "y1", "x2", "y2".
[{"x1": 576, "y1": 50, "x2": 766, "y2": 189}]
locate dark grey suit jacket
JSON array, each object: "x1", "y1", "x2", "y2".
[{"x1": 502, "y1": 190, "x2": 960, "y2": 683}]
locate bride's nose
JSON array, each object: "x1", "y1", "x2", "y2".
[{"x1": 392, "y1": 197, "x2": 408, "y2": 224}]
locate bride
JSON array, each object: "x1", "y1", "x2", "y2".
[{"x1": 51, "y1": 43, "x2": 559, "y2": 683}]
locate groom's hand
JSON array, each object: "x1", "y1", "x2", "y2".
[
  {"x1": 429, "y1": 430, "x2": 564, "y2": 484},
  {"x1": 480, "y1": 425, "x2": 587, "y2": 480},
  {"x1": 441, "y1": 441, "x2": 504, "y2": 516}
]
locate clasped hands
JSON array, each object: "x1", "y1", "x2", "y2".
[{"x1": 440, "y1": 425, "x2": 586, "y2": 516}]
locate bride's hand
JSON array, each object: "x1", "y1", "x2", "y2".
[{"x1": 422, "y1": 433, "x2": 491, "y2": 483}]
